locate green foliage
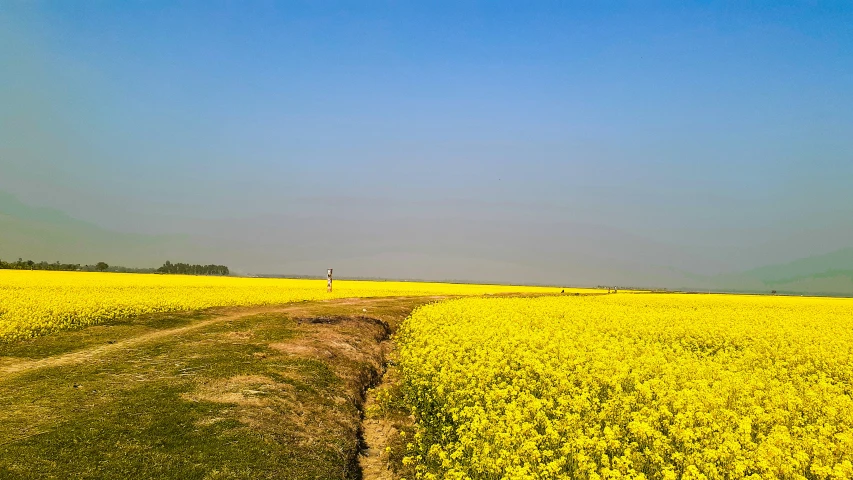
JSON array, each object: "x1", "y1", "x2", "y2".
[
  {"x1": 0, "y1": 258, "x2": 80, "y2": 271},
  {"x1": 158, "y1": 260, "x2": 230, "y2": 276},
  {"x1": 0, "y1": 258, "x2": 229, "y2": 275}
]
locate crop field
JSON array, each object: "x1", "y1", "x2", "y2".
[
  {"x1": 396, "y1": 294, "x2": 853, "y2": 479},
  {"x1": 0, "y1": 270, "x2": 571, "y2": 342},
  {"x1": 5, "y1": 271, "x2": 851, "y2": 479}
]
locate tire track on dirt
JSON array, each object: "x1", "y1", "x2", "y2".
[{"x1": 0, "y1": 297, "x2": 395, "y2": 378}]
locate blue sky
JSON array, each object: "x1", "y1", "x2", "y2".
[{"x1": 1, "y1": 1, "x2": 852, "y2": 283}]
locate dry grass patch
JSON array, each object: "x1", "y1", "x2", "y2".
[
  {"x1": 183, "y1": 374, "x2": 284, "y2": 407},
  {"x1": 0, "y1": 297, "x2": 440, "y2": 479}
]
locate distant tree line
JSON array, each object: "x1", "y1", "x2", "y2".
[
  {"x1": 0, "y1": 258, "x2": 82, "y2": 271},
  {"x1": 92, "y1": 264, "x2": 158, "y2": 274},
  {"x1": 157, "y1": 261, "x2": 229, "y2": 276},
  {"x1": 1, "y1": 258, "x2": 228, "y2": 276},
  {"x1": 0, "y1": 258, "x2": 158, "y2": 273}
]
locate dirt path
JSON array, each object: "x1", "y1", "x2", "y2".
[
  {"x1": 1, "y1": 295, "x2": 444, "y2": 479},
  {"x1": 360, "y1": 389, "x2": 399, "y2": 480},
  {"x1": 0, "y1": 297, "x2": 402, "y2": 378}
]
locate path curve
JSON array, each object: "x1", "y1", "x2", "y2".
[{"x1": 1, "y1": 297, "x2": 398, "y2": 378}]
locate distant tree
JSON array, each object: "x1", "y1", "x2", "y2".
[
  {"x1": 771, "y1": 290, "x2": 777, "y2": 295},
  {"x1": 157, "y1": 261, "x2": 228, "y2": 276},
  {"x1": 0, "y1": 257, "x2": 159, "y2": 272},
  {"x1": 0, "y1": 256, "x2": 225, "y2": 275}
]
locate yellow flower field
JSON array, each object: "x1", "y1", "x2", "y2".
[
  {"x1": 398, "y1": 294, "x2": 853, "y2": 479},
  {"x1": 0, "y1": 270, "x2": 572, "y2": 342}
]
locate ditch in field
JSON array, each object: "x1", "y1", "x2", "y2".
[{"x1": 0, "y1": 296, "x2": 440, "y2": 480}]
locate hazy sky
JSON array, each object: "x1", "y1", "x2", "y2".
[{"x1": 2, "y1": 2, "x2": 852, "y2": 284}]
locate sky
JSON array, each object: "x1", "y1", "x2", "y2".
[{"x1": 1, "y1": 1, "x2": 852, "y2": 285}]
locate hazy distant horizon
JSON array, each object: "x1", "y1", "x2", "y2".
[{"x1": 2, "y1": 2, "x2": 852, "y2": 290}]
